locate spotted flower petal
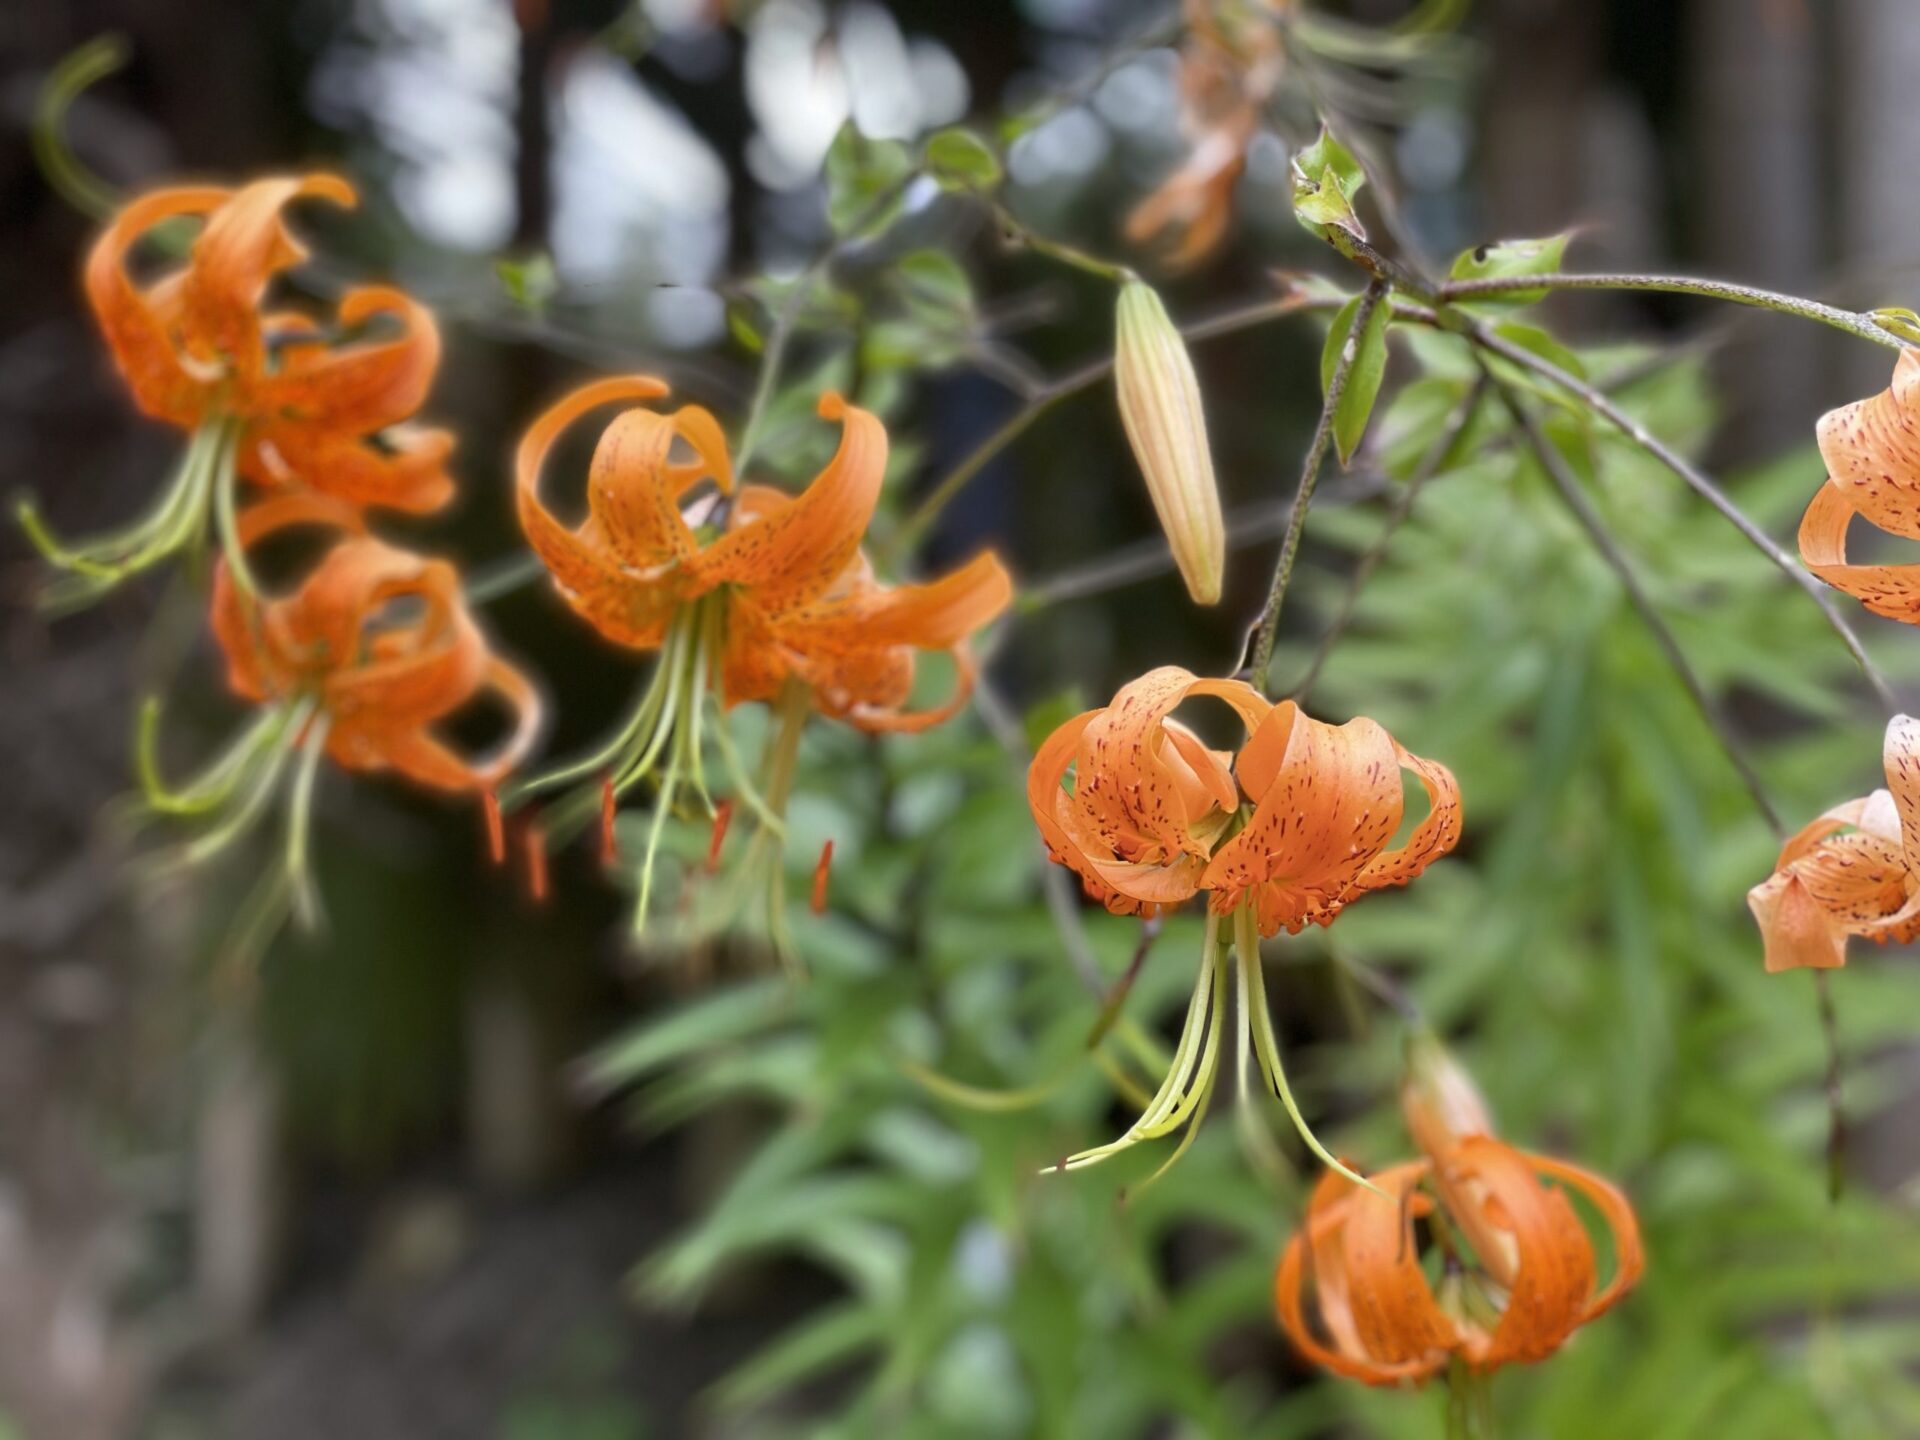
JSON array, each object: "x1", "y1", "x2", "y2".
[
  {"x1": 1028, "y1": 666, "x2": 1268, "y2": 915},
  {"x1": 1205, "y1": 703, "x2": 1461, "y2": 935},
  {"x1": 1801, "y1": 351, "x2": 1920, "y2": 620},
  {"x1": 1748, "y1": 713, "x2": 1920, "y2": 971},
  {"x1": 698, "y1": 393, "x2": 886, "y2": 612},
  {"x1": 84, "y1": 185, "x2": 233, "y2": 426},
  {"x1": 1273, "y1": 1162, "x2": 1454, "y2": 1387}
]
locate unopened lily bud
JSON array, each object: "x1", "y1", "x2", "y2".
[
  {"x1": 1114, "y1": 280, "x2": 1226, "y2": 606},
  {"x1": 1401, "y1": 1032, "x2": 1494, "y2": 1161}
]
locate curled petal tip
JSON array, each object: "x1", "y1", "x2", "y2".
[{"x1": 300, "y1": 173, "x2": 360, "y2": 209}]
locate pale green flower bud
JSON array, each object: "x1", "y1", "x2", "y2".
[{"x1": 1114, "y1": 280, "x2": 1226, "y2": 606}]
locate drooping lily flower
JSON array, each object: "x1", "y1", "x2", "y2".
[
  {"x1": 1274, "y1": 1039, "x2": 1643, "y2": 1386},
  {"x1": 1125, "y1": 1, "x2": 1287, "y2": 268},
  {"x1": 1028, "y1": 665, "x2": 1460, "y2": 1184},
  {"x1": 1799, "y1": 349, "x2": 1920, "y2": 621},
  {"x1": 512, "y1": 377, "x2": 1010, "y2": 942},
  {"x1": 142, "y1": 493, "x2": 540, "y2": 933},
  {"x1": 1747, "y1": 713, "x2": 1920, "y2": 972},
  {"x1": 22, "y1": 176, "x2": 454, "y2": 609}
]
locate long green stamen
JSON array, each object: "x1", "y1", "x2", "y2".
[
  {"x1": 284, "y1": 714, "x2": 330, "y2": 930},
  {"x1": 1049, "y1": 912, "x2": 1228, "y2": 1176},
  {"x1": 18, "y1": 416, "x2": 244, "y2": 612},
  {"x1": 137, "y1": 695, "x2": 291, "y2": 816},
  {"x1": 1234, "y1": 900, "x2": 1380, "y2": 1195}
]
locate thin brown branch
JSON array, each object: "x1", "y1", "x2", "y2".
[
  {"x1": 1466, "y1": 319, "x2": 1897, "y2": 711},
  {"x1": 1485, "y1": 365, "x2": 1784, "y2": 835},
  {"x1": 1245, "y1": 280, "x2": 1388, "y2": 693},
  {"x1": 883, "y1": 290, "x2": 1333, "y2": 566}
]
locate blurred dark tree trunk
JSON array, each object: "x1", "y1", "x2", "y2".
[
  {"x1": 1689, "y1": 0, "x2": 1818, "y2": 459},
  {"x1": 1836, "y1": 0, "x2": 1920, "y2": 397}
]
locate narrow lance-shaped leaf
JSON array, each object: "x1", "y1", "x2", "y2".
[{"x1": 1320, "y1": 294, "x2": 1393, "y2": 466}]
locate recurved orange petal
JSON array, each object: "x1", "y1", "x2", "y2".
[
  {"x1": 698, "y1": 393, "x2": 885, "y2": 612},
  {"x1": 1815, "y1": 349, "x2": 1920, "y2": 541},
  {"x1": 581, "y1": 402, "x2": 730, "y2": 571},
  {"x1": 243, "y1": 421, "x2": 457, "y2": 514},
  {"x1": 250, "y1": 285, "x2": 441, "y2": 434},
  {"x1": 1798, "y1": 480, "x2": 1920, "y2": 623},
  {"x1": 515, "y1": 376, "x2": 683, "y2": 650},
  {"x1": 773, "y1": 549, "x2": 1012, "y2": 654},
  {"x1": 361, "y1": 655, "x2": 545, "y2": 792},
  {"x1": 1444, "y1": 1137, "x2": 1598, "y2": 1371},
  {"x1": 1027, "y1": 708, "x2": 1158, "y2": 916},
  {"x1": 1346, "y1": 742, "x2": 1463, "y2": 899},
  {"x1": 178, "y1": 174, "x2": 357, "y2": 384},
  {"x1": 1273, "y1": 1161, "x2": 1454, "y2": 1387},
  {"x1": 1204, "y1": 704, "x2": 1407, "y2": 933},
  {"x1": 1749, "y1": 714, "x2": 1920, "y2": 971},
  {"x1": 84, "y1": 185, "x2": 232, "y2": 427}
]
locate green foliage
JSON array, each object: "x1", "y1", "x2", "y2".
[
  {"x1": 824, "y1": 122, "x2": 914, "y2": 237},
  {"x1": 1446, "y1": 233, "x2": 1574, "y2": 306},
  {"x1": 1319, "y1": 295, "x2": 1392, "y2": 465},
  {"x1": 587, "y1": 314, "x2": 1920, "y2": 1438},
  {"x1": 1290, "y1": 127, "x2": 1368, "y2": 248},
  {"x1": 924, "y1": 127, "x2": 1002, "y2": 192}
]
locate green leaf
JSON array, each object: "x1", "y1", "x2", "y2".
[
  {"x1": 897, "y1": 249, "x2": 973, "y2": 319},
  {"x1": 825, "y1": 122, "x2": 913, "y2": 236},
  {"x1": 726, "y1": 298, "x2": 765, "y2": 354},
  {"x1": 575, "y1": 978, "x2": 791, "y2": 1095},
  {"x1": 924, "y1": 126, "x2": 1002, "y2": 190},
  {"x1": 1289, "y1": 126, "x2": 1367, "y2": 246},
  {"x1": 1448, "y1": 233, "x2": 1572, "y2": 306},
  {"x1": 495, "y1": 251, "x2": 557, "y2": 310},
  {"x1": 1319, "y1": 295, "x2": 1392, "y2": 465},
  {"x1": 1492, "y1": 320, "x2": 1587, "y2": 381},
  {"x1": 712, "y1": 1301, "x2": 888, "y2": 1413}
]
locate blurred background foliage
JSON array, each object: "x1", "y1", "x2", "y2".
[{"x1": 5, "y1": 1, "x2": 1920, "y2": 1438}]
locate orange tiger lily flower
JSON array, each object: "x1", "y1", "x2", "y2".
[
  {"x1": 1028, "y1": 666, "x2": 1460, "y2": 1184},
  {"x1": 516, "y1": 377, "x2": 1010, "y2": 728},
  {"x1": 22, "y1": 175, "x2": 454, "y2": 609},
  {"x1": 512, "y1": 377, "x2": 1009, "y2": 945},
  {"x1": 1799, "y1": 348, "x2": 1920, "y2": 622},
  {"x1": 208, "y1": 495, "x2": 541, "y2": 794},
  {"x1": 1275, "y1": 1046, "x2": 1644, "y2": 1386},
  {"x1": 138, "y1": 494, "x2": 539, "y2": 937},
  {"x1": 1028, "y1": 666, "x2": 1461, "y2": 934},
  {"x1": 1747, "y1": 713, "x2": 1920, "y2": 972}
]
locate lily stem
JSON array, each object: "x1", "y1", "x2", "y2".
[
  {"x1": 1246, "y1": 279, "x2": 1388, "y2": 694},
  {"x1": 1437, "y1": 271, "x2": 1909, "y2": 351}
]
